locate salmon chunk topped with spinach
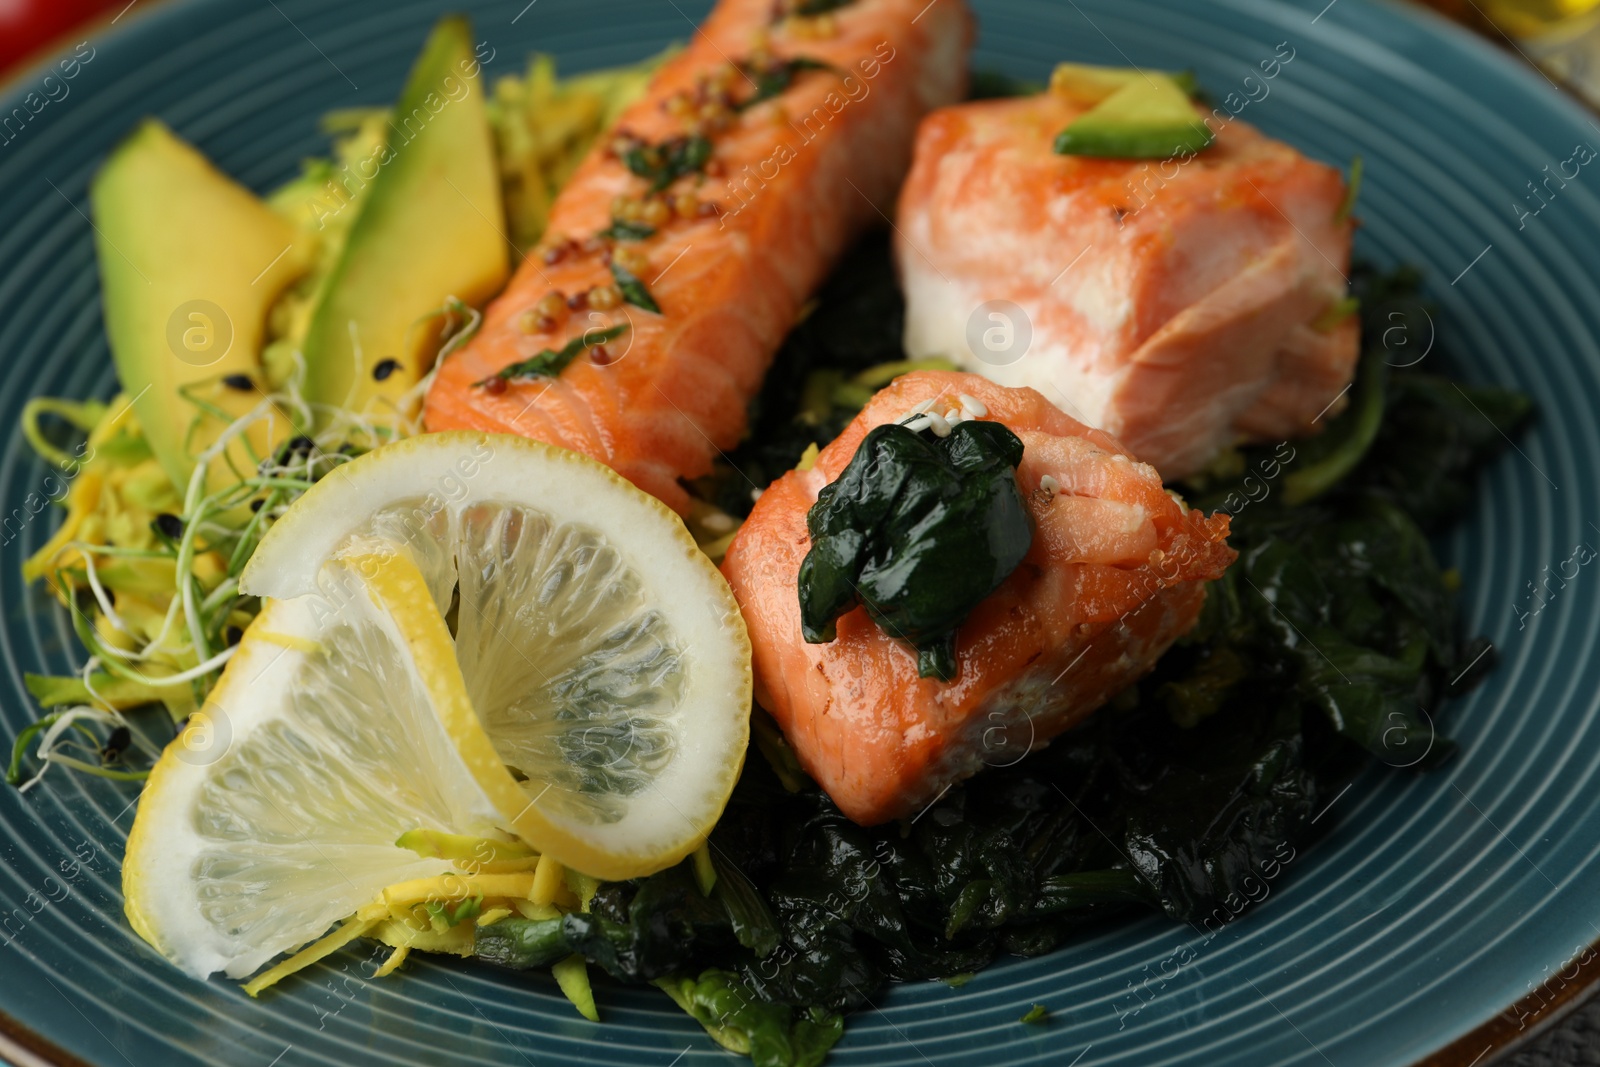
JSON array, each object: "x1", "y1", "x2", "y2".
[{"x1": 721, "y1": 371, "x2": 1236, "y2": 824}]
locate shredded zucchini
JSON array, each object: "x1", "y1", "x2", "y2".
[
  {"x1": 242, "y1": 916, "x2": 377, "y2": 997},
  {"x1": 693, "y1": 841, "x2": 718, "y2": 896},
  {"x1": 490, "y1": 51, "x2": 669, "y2": 252},
  {"x1": 552, "y1": 954, "x2": 600, "y2": 1022},
  {"x1": 531, "y1": 854, "x2": 569, "y2": 907}
]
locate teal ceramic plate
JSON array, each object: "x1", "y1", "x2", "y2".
[{"x1": 2, "y1": 0, "x2": 1598, "y2": 1064}]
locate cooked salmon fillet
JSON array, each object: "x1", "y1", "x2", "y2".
[
  {"x1": 721, "y1": 371, "x2": 1236, "y2": 825},
  {"x1": 895, "y1": 88, "x2": 1358, "y2": 480},
  {"x1": 425, "y1": 0, "x2": 973, "y2": 512}
]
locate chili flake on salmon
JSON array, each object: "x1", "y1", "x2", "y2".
[
  {"x1": 721, "y1": 371, "x2": 1236, "y2": 825},
  {"x1": 894, "y1": 68, "x2": 1358, "y2": 480},
  {"x1": 424, "y1": 0, "x2": 974, "y2": 512}
]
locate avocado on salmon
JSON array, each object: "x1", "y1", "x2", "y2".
[
  {"x1": 297, "y1": 16, "x2": 509, "y2": 429},
  {"x1": 90, "y1": 119, "x2": 312, "y2": 494},
  {"x1": 1048, "y1": 62, "x2": 1197, "y2": 104},
  {"x1": 1054, "y1": 72, "x2": 1213, "y2": 160}
]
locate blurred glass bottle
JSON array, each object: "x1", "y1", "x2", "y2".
[{"x1": 1420, "y1": 0, "x2": 1600, "y2": 107}]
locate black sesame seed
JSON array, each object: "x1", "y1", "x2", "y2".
[
  {"x1": 225, "y1": 626, "x2": 244, "y2": 647},
  {"x1": 249, "y1": 499, "x2": 264, "y2": 513},
  {"x1": 372, "y1": 358, "x2": 401, "y2": 382},
  {"x1": 102, "y1": 725, "x2": 131, "y2": 760},
  {"x1": 153, "y1": 513, "x2": 184, "y2": 539},
  {"x1": 287, "y1": 436, "x2": 315, "y2": 455},
  {"x1": 221, "y1": 373, "x2": 254, "y2": 391}
]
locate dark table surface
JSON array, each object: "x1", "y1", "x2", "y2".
[{"x1": 1511, "y1": 994, "x2": 1600, "y2": 1064}]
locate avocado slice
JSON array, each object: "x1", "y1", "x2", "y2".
[
  {"x1": 298, "y1": 16, "x2": 509, "y2": 430},
  {"x1": 1053, "y1": 74, "x2": 1214, "y2": 160},
  {"x1": 90, "y1": 120, "x2": 312, "y2": 495},
  {"x1": 1049, "y1": 62, "x2": 1197, "y2": 105}
]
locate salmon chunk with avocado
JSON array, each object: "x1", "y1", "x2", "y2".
[
  {"x1": 720, "y1": 371, "x2": 1236, "y2": 825},
  {"x1": 425, "y1": 0, "x2": 974, "y2": 513},
  {"x1": 894, "y1": 66, "x2": 1358, "y2": 480}
]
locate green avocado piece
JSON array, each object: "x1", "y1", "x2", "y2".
[
  {"x1": 90, "y1": 119, "x2": 312, "y2": 494},
  {"x1": 1049, "y1": 62, "x2": 1197, "y2": 104},
  {"x1": 298, "y1": 16, "x2": 509, "y2": 430},
  {"x1": 1054, "y1": 75, "x2": 1214, "y2": 160}
]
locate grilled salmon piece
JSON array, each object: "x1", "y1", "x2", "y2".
[
  {"x1": 895, "y1": 88, "x2": 1357, "y2": 480},
  {"x1": 425, "y1": 0, "x2": 973, "y2": 513},
  {"x1": 721, "y1": 371, "x2": 1235, "y2": 825}
]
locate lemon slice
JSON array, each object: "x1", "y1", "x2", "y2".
[
  {"x1": 239, "y1": 431, "x2": 751, "y2": 881},
  {"x1": 124, "y1": 550, "x2": 513, "y2": 979}
]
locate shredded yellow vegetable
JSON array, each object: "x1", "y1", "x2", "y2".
[
  {"x1": 395, "y1": 828, "x2": 540, "y2": 872},
  {"x1": 381, "y1": 872, "x2": 538, "y2": 910},
  {"x1": 242, "y1": 916, "x2": 377, "y2": 997},
  {"x1": 552, "y1": 954, "x2": 600, "y2": 1022},
  {"x1": 531, "y1": 854, "x2": 566, "y2": 907},
  {"x1": 693, "y1": 841, "x2": 718, "y2": 896},
  {"x1": 372, "y1": 943, "x2": 410, "y2": 978}
]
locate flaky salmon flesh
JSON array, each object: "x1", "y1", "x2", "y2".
[
  {"x1": 425, "y1": 0, "x2": 973, "y2": 513},
  {"x1": 895, "y1": 84, "x2": 1358, "y2": 480},
  {"x1": 721, "y1": 372, "x2": 1236, "y2": 825}
]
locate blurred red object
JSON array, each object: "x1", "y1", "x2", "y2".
[{"x1": 0, "y1": 0, "x2": 124, "y2": 76}]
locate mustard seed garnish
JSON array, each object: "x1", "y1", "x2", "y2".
[
  {"x1": 535, "y1": 292, "x2": 569, "y2": 325},
  {"x1": 613, "y1": 247, "x2": 650, "y2": 276},
  {"x1": 641, "y1": 198, "x2": 671, "y2": 227}
]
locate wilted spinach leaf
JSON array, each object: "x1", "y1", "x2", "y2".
[
  {"x1": 798, "y1": 420, "x2": 1032, "y2": 680},
  {"x1": 656, "y1": 971, "x2": 842, "y2": 1067},
  {"x1": 619, "y1": 133, "x2": 713, "y2": 193},
  {"x1": 474, "y1": 324, "x2": 629, "y2": 386},
  {"x1": 1118, "y1": 703, "x2": 1316, "y2": 920},
  {"x1": 599, "y1": 218, "x2": 656, "y2": 241},
  {"x1": 610, "y1": 260, "x2": 660, "y2": 313},
  {"x1": 737, "y1": 57, "x2": 833, "y2": 111}
]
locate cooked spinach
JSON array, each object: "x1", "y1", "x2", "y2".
[
  {"x1": 619, "y1": 133, "x2": 713, "y2": 193},
  {"x1": 473, "y1": 248, "x2": 1526, "y2": 1067},
  {"x1": 599, "y1": 218, "x2": 656, "y2": 241},
  {"x1": 656, "y1": 971, "x2": 842, "y2": 1067},
  {"x1": 798, "y1": 420, "x2": 1032, "y2": 680},
  {"x1": 738, "y1": 57, "x2": 834, "y2": 111},
  {"x1": 1174, "y1": 274, "x2": 1530, "y2": 766},
  {"x1": 610, "y1": 260, "x2": 660, "y2": 313},
  {"x1": 474, "y1": 324, "x2": 628, "y2": 385},
  {"x1": 1279, "y1": 352, "x2": 1385, "y2": 505}
]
